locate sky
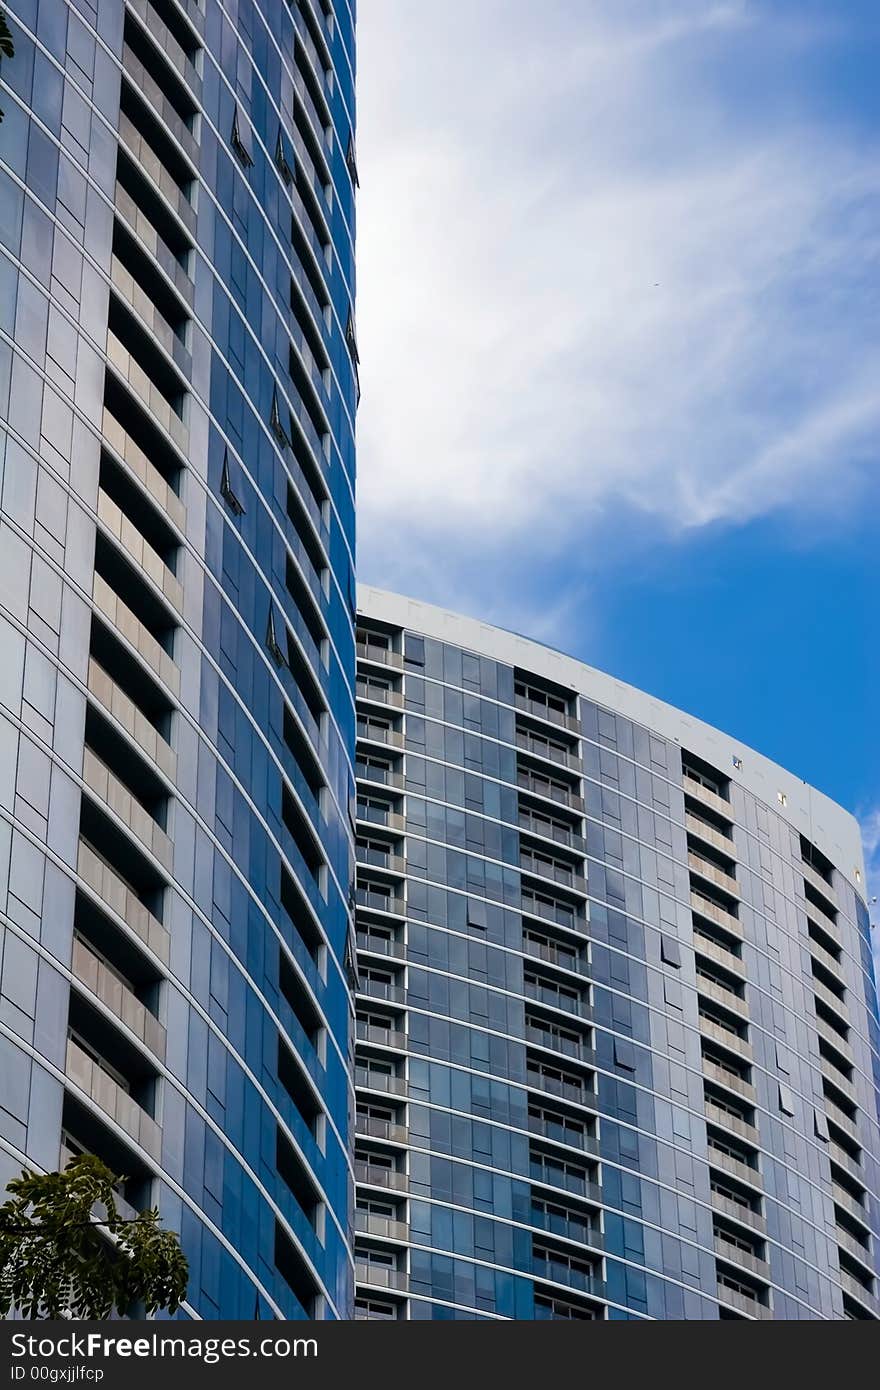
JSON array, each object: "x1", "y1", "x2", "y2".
[{"x1": 354, "y1": 0, "x2": 880, "y2": 922}]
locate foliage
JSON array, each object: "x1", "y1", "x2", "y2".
[
  {"x1": 0, "y1": 1154, "x2": 188, "y2": 1319},
  {"x1": 0, "y1": 8, "x2": 14, "y2": 125}
]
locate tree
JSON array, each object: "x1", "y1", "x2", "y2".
[
  {"x1": 0, "y1": 9, "x2": 14, "y2": 125},
  {"x1": 0, "y1": 1154, "x2": 189, "y2": 1319}
]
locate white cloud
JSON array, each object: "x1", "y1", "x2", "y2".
[{"x1": 354, "y1": 0, "x2": 880, "y2": 600}]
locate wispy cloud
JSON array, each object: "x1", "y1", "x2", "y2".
[{"x1": 355, "y1": 0, "x2": 880, "y2": 609}]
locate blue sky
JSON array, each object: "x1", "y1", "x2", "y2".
[{"x1": 355, "y1": 1, "x2": 880, "y2": 905}]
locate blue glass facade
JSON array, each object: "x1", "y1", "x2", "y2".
[
  {"x1": 353, "y1": 590, "x2": 880, "y2": 1320},
  {"x1": 0, "y1": 0, "x2": 356, "y2": 1318}
]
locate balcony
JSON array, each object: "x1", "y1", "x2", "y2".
[
  {"x1": 802, "y1": 859, "x2": 837, "y2": 910},
  {"x1": 93, "y1": 574, "x2": 179, "y2": 699},
  {"x1": 355, "y1": 1022, "x2": 407, "y2": 1051},
  {"x1": 688, "y1": 852, "x2": 739, "y2": 900},
  {"x1": 685, "y1": 812, "x2": 736, "y2": 858},
  {"x1": 356, "y1": 932, "x2": 406, "y2": 961},
  {"x1": 516, "y1": 730, "x2": 581, "y2": 773},
  {"x1": 693, "y1": 932, "x2": 746, "y2": 978},
  {"x1": 816, "y1": 1017, "x2": 854, "y2": 1068},
  {"x1": 683, "y1": 777, "x2": 733, "y2": 822},
  {"x1": 354, "y1": 1264, "x2": 408, "y2": 1293},
  {"x1": 101, "y1": 405, "x2": 185, "y2": 533},
  {"x1": 87, "y1": 659, "x2": 175, "y2": 782},
  {"x1": 839, "y1": 1269, "x2": 879, "y2": 1316},
  {"x1": 82, "y1": 749, "x2": 172, "y2": 873},
  {"x1": 701, "y1": 1057, "x2": 755, "y2": 1103},
  {"x1": 354, "y1": 1162, "x2": 408, "y2": 1193},
  {"x1": 515, "y1": 692, "x2": 580, "y2": 735},
  {"x1": 690, "y1": 892, "x2": 742, "y2": 939},
  {"x1": 126, "y1": 0, "x2": 201, "y2": 92},
  {"x1": 354, "y1": 1068, "x2": 407, "y2": 1097},
  {"x1": 522, "y1": 936, "x2": 588, "y2": 977},
  {"x1": 356, "y1": 764, "x2": 405, "y2": 795},
  {"x1": 699, "y1": 1017, "x2": 751, "y2": 1062},
  {"x1": 521, "y1": 892, "x2": 585, "y2": 936},
  {"x1": 713, "y1": 1235, "x2": 769, "y2": 1280},
  {"x1": 527, "y1": 1071, "x2": 594, "y2": 1109},
  {"x1": 356, "y1": 682, "x2": 404, "y2": 710},
  {"x1": 65, "y1": 1036, "x2": 161, "y2": 1162},
  {"x1": 526, "y1": 1024, "x2": 592, "y2": 1065},
  {"x1": 356, "y1": 976, "x2": 406, "y2": 1006},
  {"x1": 355, "y1": 1212, "x2": 409, "y2": 1242},
  {"x1": 72, "y1": 935, "x2": 165, "y2": 1062},
  {"x1": 836, "y1": 1227, "x2": 873, "y2": 1268},
  {"x1": 524, "y1": 978, "x2": 589, "y2": 1021},
  {"x1": 808, "y1": 933, "x2": 844, "y2": 983},
  {"x1": 521, "y1": 855, "x2": 587, "y2": 895},
  {"x1": 77, "y1": 840, "x2": 169, "y2": 966},
  {"x1": 528, "y1": 1112, "x2": 597, "y2": 1156},
  {"x1": 355, "y1": 1115, "x2": 409, "y2": 1146},
  {"x1": 519, "y1": 812, "x2": 585, "y2": 854},
  {"x1": 518, "y1": 770, "x2": 585, "y2": 813},
  {"x1": 704, "y1": 1101, "x2": 757, "y2": 1146},
  {"x1": 356, "y1": 640, "x2": 404, "y2": 670},
  {"x1": 824, "y1": 1096, "x2": 860, "y2": 1147},
  {"x1": 356, "y1": 888, "x2": 405, "y2": 916},
  {"x1": 813, "y1": 978, "x2": 849, "y2": 1026},
  {"x1": 356, "y1": 805, "x2": 406, "y2": 834},
  {"x1": 697, "y1": 976, "x2": 748, "y2": 1022},
  {"x1": 715, "y1": 1281, "x2": 772, "y2": 1320},
  {"x1": 709, "y1": 1147, "x2": 762, "y2": 1191},
  {"x1": 357, "y1": 725, "x2": 405, "y2": 751},
  {"x1": 532, "y1": 1258, "x2": 603, "y2": 1300},
  {"x1": 710, "y1": 1189, "x2": 766, "y2": 1234},
  {"x1": 356, "y1": 845, "x2": 406, "y2": 876},
  {"x1": 831, "y1": 1182, "x2": 867, "y2": 1225},
  {"x1": 531, "y1": 1208, "x2": 602, "y2": 1250}
]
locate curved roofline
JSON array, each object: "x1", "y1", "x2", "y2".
[{"x1": 357, "y1": 585, "x2": 866, "y2": 888}]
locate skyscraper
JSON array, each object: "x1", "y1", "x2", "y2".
[
  {"x1": 353, "y1": 589, "x2": 880, "y2": 1320},
  {"x1": 0, "y1": 0, "x2": 357, "y2": 1318}
]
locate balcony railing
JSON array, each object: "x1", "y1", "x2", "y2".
[
  {"x1": 516, "y1": 731, "x2": 581, "y2": 772},
  {"x1": 355, "y1": 1212, "x2": 409, "y2": 1242},
  {"x1": 514, "y1": 692, "x2": 580, "y2": 734},
  {"x1": 354, "y1": 1068, "x2": 407, "y2": 1096},
  {"x1": 356, "y1": 641, "x2": 404, "y2": 669},
  {"x1": 355, "y1": 1116, "x2": 409, "y2": 1145},
  {"x1": 72, "y1": 936, "x2": 166, "y2": 1061},
  {"x1": 354, "y1": 1263, "x2": 408, "y2": 1293},
  {"x1": 65, "y1": 1037, "x2": 161, "y2": 1161},
  {"x1": 356, "y1": 932, "x2": 406, "y2": 960},
  {"x1": 354, "y1": 1162, "x2": 408, "y2": 1192},
  {"x1": 356, "y1": 888, "x2": 405, "y2": 916}
]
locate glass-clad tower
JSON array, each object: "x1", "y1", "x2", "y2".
[
  {"x1": 353, "y1": 588, "x2": 880, "y2": 1320},
  {"x1": 0, "y1": 0, "x2": 357, "y2": 1318}
]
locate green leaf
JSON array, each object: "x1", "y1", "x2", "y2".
[{"x1": 0, "y1": 1155, "x2": 189, "y2": 1319}]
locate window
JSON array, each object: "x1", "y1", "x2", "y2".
[
  {"x1": 346, "y1": 132, "x2": 360, "y2": 187},
  {"x1": 778, "y1": 1083, "x2": 795, "y2": 1117},
  {"x1": 614, "y1": 1037, "x2": 636, "y2": 1071},
  {"x1": 275, "y1": 128, "x2": 293, "y2": 184},
  {"x1": 661, "y1": 936, "x2": 681, "y2": 968},
  {"x1": 814, "y1": 1107, "x2": 829, "y2": 1142},
  {"x1": 231, "y1": 107, "x2": 254, "y2": 168},
  {"x1": 266, "y1": 607, "x2": 287, "y2": 666},
  {"x1": 220, "y1": 448, "x2": 245, "y2": 516},
  {"x1": 404, "y1": 633, "x2": 425, "y2": 666},
  {"x1": 467, "y1": 898, "x2": 487, "y2": 930}
]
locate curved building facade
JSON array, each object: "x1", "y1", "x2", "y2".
[
  {"x1": 0, "y1": 0, "x2": 356, "y2": 1317},
  {"x1": 353, "y1": 588, "x2": 880, "y2": 1320}
]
